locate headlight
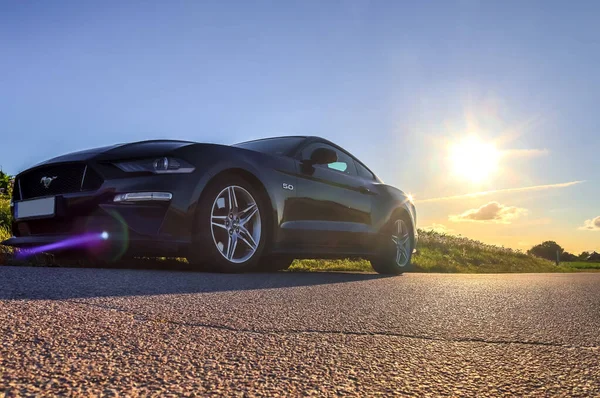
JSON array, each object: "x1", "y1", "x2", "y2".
[{"x1": 114, "y1": 157, "x2": 195, "y2": 174}]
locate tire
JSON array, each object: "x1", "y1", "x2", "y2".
[
  {"x1": 370, "y1": 214, "x2": 415, "y2": 275},
  {"x1": 188, "y1": 174, "x2": 268, "y2": 273},
  {"x1": 256, "y1": 256, "x2": 294, "y2": 272}
]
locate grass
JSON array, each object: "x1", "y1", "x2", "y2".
[
  {"x1": 0, "y1": 196, "x2": 596, "y2": 274},
  {"x1": 289, "y1": 258, "x2": 372, "y2": 272},
  {"x1": 2, "y1": 226, "x2": 587, "y2": 273},
  {"x1": 410, "y1": 230, "x2": 568, "y2": 273},
  {"x1": 290, "y1": 231, "x2": 597, "y2": 273},
  {"x1": 562, "y1": 261, "x2": 600, "y2": 271}
]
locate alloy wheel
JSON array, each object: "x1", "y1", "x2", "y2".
[
  {"x1": 391, "y1": 219, "x2": 411, "y2": 267},
  {"x1": 210, "y1": 185, "x2": 261, "y2": 264}
]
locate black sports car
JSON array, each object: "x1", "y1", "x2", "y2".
[{"x1": 3, "y1": 136, "x2": 417, "y2": 274}]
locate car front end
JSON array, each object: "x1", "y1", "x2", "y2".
[{"x1": 3, "y1": 141, "x2": 202, "y2": 258}]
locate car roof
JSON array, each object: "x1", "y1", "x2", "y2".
[
  {"x1": 234, "y1": 135, "x2": 381, "y2": 182},
  {"x1": 234, "y1": 135, "x2": 308, "y2": 145}
]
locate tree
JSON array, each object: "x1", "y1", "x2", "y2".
[
  {"x1": 579, "y1": 251, "x2": 591, "y2": 260},
  {"x1": 528, "y1": 241, "x2": 564, "y2": 261},
  {"x1": 0, "y1": 169, "x2": 12, "y2": 197},
  {"x1": 561, "y1": 252, "x2": 578, "y2": 262}
]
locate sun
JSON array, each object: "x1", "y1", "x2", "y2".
[{"x1": 449, "y1": 136, "x2": 500, "y2": 183}]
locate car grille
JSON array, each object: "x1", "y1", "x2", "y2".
[{"x1": 18, "y1": 163, "x2": 104, "y2": 200}]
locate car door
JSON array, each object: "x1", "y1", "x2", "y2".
[{"x1": 283, "y1": 142, "x2": 373, "y2": 250}]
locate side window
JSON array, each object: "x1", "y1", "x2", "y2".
[
  {"x1": 355, "y1": 161, "x2": 375, "y2": 181},
  {"x1": 301, "y1": 143, "x2": 357, "y2": 176}
]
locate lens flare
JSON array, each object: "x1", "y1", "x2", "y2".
[
  {"x1": 101, "y1": 231, "x2": 109, "y2": 240},
  {"x1": 104, "y1": 209, "x2": 130, "y2": 261},
  {"x1": 17, "y1": 232, "x2": 108, "y2": 259}
]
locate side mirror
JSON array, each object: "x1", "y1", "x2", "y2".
[{"x1": 308, "y1": 148, "x2": 337, "y2": 165}]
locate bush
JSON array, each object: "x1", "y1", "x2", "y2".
[
  {"x1": 0, "y1": 196, "x2": 10, "y2": 231},
  {"x1": 0, "y1": 170, "x2": 13, "y2": 232},
  {"x1": 0, "y1": 224, "x2": 13, "y2": 264},
  {"x1": 0, "y1": 225, "x2": 10, "y2": 242},
  {"x1": 0, "y1": 170, "x2": 13, "y2": 198},
  {"x1": 0, "y1": 196, "x2": 12, "y2": 264}
]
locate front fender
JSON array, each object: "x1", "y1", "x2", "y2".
[
  {"x1": 169, "y1": 145, "x2": 296, "y2": 243},
  {"x1": 372, "y1": 185, "x2": 418, "y2": 246}
]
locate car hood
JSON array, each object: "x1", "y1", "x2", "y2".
[{"x1": 30, "y1": 140, "x2": 196, "y2": 169}]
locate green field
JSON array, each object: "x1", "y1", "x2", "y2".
[
  {"x1": 290, "y1": 230, "x2": 568, "y2": 273},
  {"x1": 4, "y1": 223, "x2": 596, "y2": 273},
  {"x1": 562, "y1": 261, "x2": 600, "y2": 271},
  {"x1": 1, "y1": 192, "x2": 597, "y2": 273}
]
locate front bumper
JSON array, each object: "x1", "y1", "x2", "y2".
[
  {"x1": 3, "y1": 172, "x2": 196, "y2": 256},
  {"x1": 2, "y1": 234, "x2": 189, "y2": 257}
]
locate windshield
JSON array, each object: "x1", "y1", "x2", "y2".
[{"x1": 234, "y1": 137, "x2": 305, "y2": 156}]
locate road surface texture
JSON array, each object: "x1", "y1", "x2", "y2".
[{"x1": 1, "y1": 267, "x2": 599, "y2": 397}]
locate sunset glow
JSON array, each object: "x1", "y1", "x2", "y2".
[{"x1": 449, "y1": 137, "x2": 500, "y2": 183}]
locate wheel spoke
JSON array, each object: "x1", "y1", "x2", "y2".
[
  {"x1": 402, "y1": 235, "x2": 411, "y2": 257},
  {"x1": 239, "y1": 203, "x2": 258, "y2": 226},
  {"x1": 232, "y1": 187, "x2": 238, "y2": 209},
  {"x1": 211, "y1": 215, "x2": 228, "y2": 230},
  {"x1": 226, "y1": 234, "x2": 238, "y2": 260},
  {"x1": 212, "y1": 222, "x2": 227, "y2": 230},
  {"x1": 238, "y1": 226, "x2": 258, "y2": 251},
  {"x1": 228, "y1": 187, "x2": 238, "y2": 212},
  {"x1": 399, "y1": 246, "x2": 408, "y2": 263}
]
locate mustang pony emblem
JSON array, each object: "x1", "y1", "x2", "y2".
[{"x1": 40, "y1": 176, "x2": 58, "y2": 188}]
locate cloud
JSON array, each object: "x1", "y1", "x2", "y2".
[
  {"x1": 416, "y1": 181, "x2": 584, "y2": 203},
  {"x1": 449, "y1": 202, "x2": 528, "y2": 224},
  {"x1": 502, "y1": 148, "x2": 549, "y2": 158},
  {"x1": 579, "y1": 216, "x2": 600, "y2": 231},
  {"x1": 421, "y1": 223, "x2": 454, "y2": 234}
]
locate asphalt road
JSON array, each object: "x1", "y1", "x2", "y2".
[{"x1": 1, "y1": 267, "x2": 599, "y2": 397}]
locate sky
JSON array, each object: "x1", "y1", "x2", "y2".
[{"x1": 1, "y1": 1, "x2": 598, "y2": 253}]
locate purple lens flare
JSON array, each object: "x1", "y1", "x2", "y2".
[{"x1": 17, "y1": 232, "x2": 110, "y2": 259}]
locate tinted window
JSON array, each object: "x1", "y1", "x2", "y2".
[
  {"x1": 234, "y1": 137, "x2": 305, "y2": 156},
  {"x1": 301, "y1": 143, "x2": 357, "y2": 176},
  {"x1": 355, "y1": 160, "x2": 375, "y2": 181}
]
